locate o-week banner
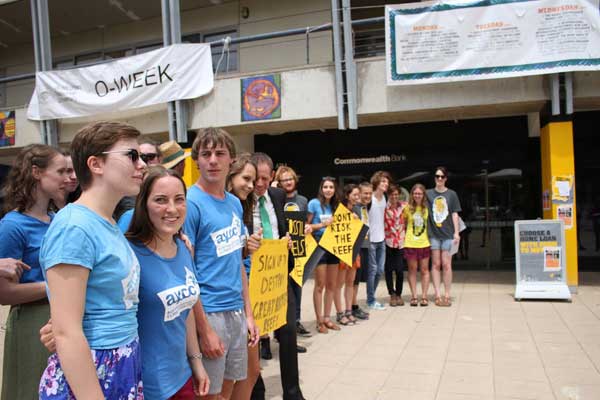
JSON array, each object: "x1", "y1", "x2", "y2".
[
  {"x1": 386, "y1": 0, "x2": 600, "y2": 85},
  {"x1": 28, "y1": 43, "x2": 213, "y2": 120}
]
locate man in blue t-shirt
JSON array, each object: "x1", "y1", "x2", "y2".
[{"x1": 184, "y1": 127, "x2": 259, "y2": 400}]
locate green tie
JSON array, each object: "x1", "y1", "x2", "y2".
[{"x1": 259, "y1": 196, "x2": 273, "y2": 239}]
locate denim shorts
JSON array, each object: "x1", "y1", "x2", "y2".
[{"x1": 429, "y1": 237, "x2": 453, "y2": 252}]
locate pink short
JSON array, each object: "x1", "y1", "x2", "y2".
[{"x1": 404, "y1": 247, "x2": 431, "y2": 261}]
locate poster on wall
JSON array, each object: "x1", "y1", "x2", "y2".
[
  {"x1": 557, "y1": 204, "x2": 573, "y2": 229},
  {"x1": 551, "y1": 175, "x2": 574, "y2": 203},
  {"x1": 385, "y1": 0, "x2": 600, "y2": 85},
  {"x1": 241, "y1": 74, "x2": 281, "y2": 121},
  {"x1": 0, "y1": 111, "x2": 15, "y2": 147}
]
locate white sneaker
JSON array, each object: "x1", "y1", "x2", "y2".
[{"x1": 367, "y1": 301, "x2": 386, "y2": 310}]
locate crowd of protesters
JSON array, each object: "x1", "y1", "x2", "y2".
[{"x1": 0, "y1": 121, "x2": 461, "y2": 400}]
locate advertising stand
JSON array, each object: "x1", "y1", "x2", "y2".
[{"x1": 514, "y1": 220, "x2": 571, "y2": 301}]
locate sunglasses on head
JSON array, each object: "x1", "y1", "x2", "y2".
[
  {"x1": 435, "y1": 174, "x2": 446, "y2": 179},
  {"x1": 102, "y1": 148, "x2": 140, "y2": 163},
  {"x1": 140, "y1": 153, "x2": 158, "y2": 163},
  {"x1": 322, "y1": 176, "x2": 336, "y2": 181}
]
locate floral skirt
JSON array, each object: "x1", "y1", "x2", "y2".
[{"x1": 39, "y1": 337, "x2": 143, "y2": 400}]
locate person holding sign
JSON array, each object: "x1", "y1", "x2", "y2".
[
  {"x1": 384, "y1": 184, "x2": 408, "y2": 306},
  {"x1": 249, "y1": 152, "x2": 306, "y2": 400},
  {"x1": 426, "y1": 167, "x2": 461, "y2": 307},
  {"x1": 403, "y1": 184, "x2": 431, "y2": 307},
  {"x1": 308, "y1": 176, "x2": 341, "y2": 333},
  {"x1": 334, "y1": 184, "x2": 362, "y2": 325},
  {"x1": 274, "y1": 165, "x2": 312, "y2": 338},
  {"x1": 184, "y1": 128, "x2": 259, "y2": 399}
]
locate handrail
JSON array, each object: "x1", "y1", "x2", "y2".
[{"x1": 0, "y1": 16, "x2": 385, "y2": 85}]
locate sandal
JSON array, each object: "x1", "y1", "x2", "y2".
[
  {"x1": 420, "y1": 297, "x2": 429, "y2": 307},
  {"x1": 317, "y1": 322, "x2": 328, "y2": 334},
  {"x1": 336, "y1": 312, "x2": 350, "y2": 326},
  {"x1": 444, "y1": 296, "x2": 452, "y2": 307},
  {"x1": 410, "y1": 298, "x2": 418, "y2": 307},
  {"x1": 323, "y1": 319, "x2": 341, "y2": 331},
  {"x1": 345, "y1": 311, "x2": 357, "y2": 325},
  {"x1": 434, "y1": 297, "x2": 443, "y2": 307}
]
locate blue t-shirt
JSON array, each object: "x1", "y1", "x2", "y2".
[
  {"x1": 307, "y1": 199, "x2": 333, "y2": 240},
  {"x1": 184, "y1": 185, "x2": 244, "y2": 313},
  {"x1": 0, "y1": 211, "x2": 52, "y2": 284},
  {"x1": 117, "y1": 209, "x2": 134, "y2": 233},
  {"x1": 40, "y1": 204, "x2": 140, "y2": 349},
  {"x1": 131, "y1": 239, "x2": 199, "y2": 400}
]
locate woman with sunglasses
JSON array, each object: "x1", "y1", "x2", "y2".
[
  {"x1": 39, "y1": 122, "x2": 146, "y2": 399},
  {"x1": 0, "y1": 144, "x2": 68, "y2": 400},
  {"x1": 402, "y1": 184, "x2": 431, "y2": 307},
  {"x1": 307, "y1": 176, "x2": 340, "y2": 333},
  {"x1": 426, "y1": 167, "x2": 461, "y2": 307}
]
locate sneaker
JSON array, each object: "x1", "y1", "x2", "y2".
[
  {"x1": 367, "y1": 301, "x2": 387, "y2": 311},
  {"x1": 296, "y1": 322, "x2": 312, "y2": 337},
  {"x1": 352, "y1": 307, "x2": 370, "y2": 320}
]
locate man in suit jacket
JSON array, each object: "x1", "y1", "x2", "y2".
[{"x1": 250, "y1": 152, "x2": 306, "y2": 400}]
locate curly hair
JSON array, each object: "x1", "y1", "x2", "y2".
[{"x1": 2, "y1": 144, "x2": 62, "y2": 213}]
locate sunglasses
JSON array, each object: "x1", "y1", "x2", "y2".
[
  {"x1": 322, "y1": 176, "x2": 336, "y2": 181},
  {"x1": 140, "y1": 153, "x2": 158, "y2": 163},
  {"x1": 435, "y1": 174, "x2": 446, "y2": 179},
  {"x1": 102, "y1": 148, "x2": 140, "y2": 163}
]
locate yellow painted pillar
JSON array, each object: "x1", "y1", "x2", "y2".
[
  {"x1": 182, "y1": 148, "x2": 199, "y2": 188},
  {"x1": 540, "y1": 121, "x2": 578, "y2": 288}
]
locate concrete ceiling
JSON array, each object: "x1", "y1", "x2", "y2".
[{"x1": 0, "y1": 0, "x2": 235, "y2": 48}]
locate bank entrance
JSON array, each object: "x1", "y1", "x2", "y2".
[{"x1": 256, "y1": 115, "x2": 541, "y2": 269}]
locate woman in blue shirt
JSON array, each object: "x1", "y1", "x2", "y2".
[
  {"x1": 39, "y1": 122, "x2": 147, "y2": 399},
  {"x1": 0, "y1": 144, "x2": 68, "y2": 400},
  {"x1": 307, "y1": 176, "x2": 340, "y2": 334},
  {"x1": 125, "y1": 166, "x2": 210, "y2": 399}
]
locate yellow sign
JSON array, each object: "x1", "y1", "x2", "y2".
[
  {"x1": 289, "y1": 233, "x2": 318, "y2": 286},
  {"x1": 318, "y1": 203, "x2": 364, "y2": 266},
  {"x1": 249, "y1": 238, "x2": 288, "y2": 334}
]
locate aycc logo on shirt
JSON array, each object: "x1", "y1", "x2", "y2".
[
  {"x1": 210, "y1": 212, "x2": 243, "y2": 257},
  {"x1": 157, "y1": 267, "x2": 200, "y2": 322}
]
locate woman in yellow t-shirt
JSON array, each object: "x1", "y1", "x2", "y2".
[{"x1": 402, "y1": 184, "x2": 431, "y2": 306}]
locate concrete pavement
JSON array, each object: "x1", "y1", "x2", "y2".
[{"x1": 2, "y1": 270, "x2": 600, "y2": 399}]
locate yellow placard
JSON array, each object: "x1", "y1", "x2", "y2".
[
  {"x1": 318, "y1": 203, "x2": 364, "y2": 266},
  {"x1": 249, "y1": 238, "x2": 289, "y2": 335},
  {"x1": 289, "y1": 233, "x2": 318, "y2": 287}
]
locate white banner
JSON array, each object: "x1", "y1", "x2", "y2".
[
  {"x1": 28, "y1": 43, "x2": 213, "y2": 120},
  {"x1": 386, "y1": 0, "x2": 600, "y2": 85}
]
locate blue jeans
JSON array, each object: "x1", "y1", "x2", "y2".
[{"x1": 367, "y1": 241, "x2": 386, "y2": 304}]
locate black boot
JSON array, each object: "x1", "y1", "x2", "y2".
[{"x1": 260, "y1": 337, "x2": 272, "y2": 360}]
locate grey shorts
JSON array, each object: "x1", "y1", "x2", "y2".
[
  {"x1": 430, "y1": 237, "x2": 453, "y2": 252},
  {"x1": 203, "y1": 309, "x2": 248, "y2": 395}
]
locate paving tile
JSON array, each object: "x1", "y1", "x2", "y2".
[
  {"x1": 438, "y1": 362, "x2": 494, "y2": 397},
  {"x1": 377, "y1": 388, "x2": 436, "y2": 400},
  {"x1": 494, "y1": 375, "x2": 554, "y2": 399},
  {"x1": 382, "y1": 372, "x2": 440, "y2": 391}
]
